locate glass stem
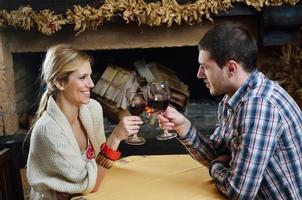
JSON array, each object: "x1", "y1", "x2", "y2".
[{"x1": 163, "y1": 129, "x2": 169, "y2": 136}]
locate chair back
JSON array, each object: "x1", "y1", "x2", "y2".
[{"x1": 0, "y1": 148, "x2": 14, "y2": 200}]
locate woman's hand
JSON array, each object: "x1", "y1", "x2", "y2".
[
  {"x1": 157, "y1": 106, "x2": 191, "y2": 138},
  {"x1": 107, "y1": 116, "x2": 143, "y2": 150}
]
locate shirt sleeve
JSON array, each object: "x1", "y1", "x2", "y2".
[
  {"x1": 178, "y1": 125, "x2": 221, "y2": 166},
  {"x1": 211, "y1": 97, "x2": 282, "y2": 199}
]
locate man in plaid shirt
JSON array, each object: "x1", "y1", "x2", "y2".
[{"x1": 158, "y1": 22, "x2": 302, "y2": 199}]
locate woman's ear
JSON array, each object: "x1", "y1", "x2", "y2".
[{"x1": 54, "y1": 80, "x2": 65, "y2": 91}]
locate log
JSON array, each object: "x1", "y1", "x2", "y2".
[{"x1": 92, "y1": 65, "x2": 139, "y2": 121}]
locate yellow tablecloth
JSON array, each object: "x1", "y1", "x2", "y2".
[{"x1": 82, "y1": 155, "x2": 226, "y2": 200}]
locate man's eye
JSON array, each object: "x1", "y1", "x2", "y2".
[{"x1": 79, "y1": 76, "x2": 86, "y2": 79}]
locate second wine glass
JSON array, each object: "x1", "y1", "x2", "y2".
[
  {"x1": 125, "y1": 87, "x2": 146, "y2": 145},
  {"x1": 147, "y1": 81, "x2": 177, "y2": 140}
]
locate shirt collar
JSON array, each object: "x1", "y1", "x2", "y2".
[{"x1": 227, "y1": 69, "x2": 260, "y2": 110}]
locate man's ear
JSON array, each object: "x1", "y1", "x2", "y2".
[
  {"x1": 226, "y1": 60, "x2": 237, "y2": 76},
  {"x1": 54, "y1": 80, "x2": 65, "y2": 91}
]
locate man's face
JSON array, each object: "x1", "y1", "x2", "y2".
[{"x1": 197, "y1": 50, "x2": 228, "y2": 96}]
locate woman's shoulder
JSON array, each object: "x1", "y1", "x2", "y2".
[
  {"x1": 87, "y1": 98, "x2": 103, "y2": 112},
  {"x1": 32, "y1": 113, "x2": 60, "y2": 137}
]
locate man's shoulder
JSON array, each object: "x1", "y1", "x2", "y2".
[{"x1": 248, "y1": 73, "x2": 278, "y2": 98}]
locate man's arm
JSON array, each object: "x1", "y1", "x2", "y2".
[
  {"x1": 178, "y1": 125, "x2": 225, "y2": 166},
  {"x1": 210, "y1": 97, "x2": 281, "y2": 199},
  {"x1": 158, "y1": 106, "x2": 224, "y2": 166}
]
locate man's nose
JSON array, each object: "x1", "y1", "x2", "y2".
[{"x1": 197, "y1": 66, "x2": 205, "y2": 79}]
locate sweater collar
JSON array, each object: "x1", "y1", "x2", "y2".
[{"x1": 46, "y1": 96, "x2": 95, "y2": 152}]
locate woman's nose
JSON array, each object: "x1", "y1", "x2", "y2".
[
  {"x1": 88, "y1": 76, "x2": 94, "y2": 88},
  {"x1": 197, "y1": 66, "x2": 205, "y2": 79}
]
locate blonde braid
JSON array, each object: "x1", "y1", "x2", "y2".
[
  {"x1": 22, "y1": 88, "x2": 52, "y2": 156},
  {"x1": 29, "y1": 89, "x2": 51, "y2": 131}
]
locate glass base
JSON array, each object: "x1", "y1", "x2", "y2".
[
  {"x1": 124, "y1": 136, "x2": 146, "y2": 145},
  {"x1": 156, "y1": 131, "x2": 177, "y2": 140}
]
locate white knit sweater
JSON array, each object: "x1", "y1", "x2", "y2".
[{"x1": 27, "y1": 96, "x2": 106, "y2": 199}]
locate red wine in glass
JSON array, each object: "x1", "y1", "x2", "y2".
[
  {"x1": 128, "y1": 103, "x2": 146, "y2": 116},
  {"x1": 124, "y1": 88, "x2": 146, "y2": 145},
  {"x1": 147, "y1": 98, "x2": 170, "y2": 113},
  {"x1": 147, "y1": 81, "x2": 177, "y2": 140}
]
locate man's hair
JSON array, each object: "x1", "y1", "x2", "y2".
[{"x1": 198, "y1": 22, "x2": 258, "y2": 72}]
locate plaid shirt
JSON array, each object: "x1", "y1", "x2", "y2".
[{"x1": 179, "y1": 70, "x2": 302, "y2": 199}]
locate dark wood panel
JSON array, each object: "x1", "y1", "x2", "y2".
[
  {"x1": 216, "y1": 4, "x2": 257, "y2": 17},
  {"x1": 262, "y1": 5, "x2": 302, "y2": 27},
  {"x1": 261, "y1": 27, "x2": 300, "y2": 46}
]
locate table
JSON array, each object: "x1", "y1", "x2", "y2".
[{"x1": 81, "y1": 155, "x2": 226, "y2": 200}]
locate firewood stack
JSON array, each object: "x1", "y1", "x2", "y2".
[
  {"x1": 92, "y1": 61, "x2": 189, "y2": 122},
  {"x1": 134, "y1": 60, "x2": 189, "y2": 111},
  {"x1": 92, "y1": 65, "x2": 140, "y2": 121}
]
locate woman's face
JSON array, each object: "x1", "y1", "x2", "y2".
[{"x1": 60, "y1": 61, "x2": 94, "y2": 107}]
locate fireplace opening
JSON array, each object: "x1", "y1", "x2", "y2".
[{"x1": 13, "y1": 46, "x2": 218, "y2": 136}]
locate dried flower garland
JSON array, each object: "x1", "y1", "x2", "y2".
[
  {"x1": 66, "y1": 1, "x2": 116, "y2": 35},
  {"x1": 0, "y1": 0, "x2": 300, "y2": 35},
  {"x1": 0, "y1": 6, "x2": 34, "y2": 30},
  {"x1": 32, "y1": 10, "x2": 67, "y2": 35}
]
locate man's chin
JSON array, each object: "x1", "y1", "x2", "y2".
[{"x1": 209, "y1": 90, "x2": 221, "y2": 97}]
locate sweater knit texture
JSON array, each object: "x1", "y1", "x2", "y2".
[{"x1": 27, "y1": 96, "x2": 106, "y2": 199}]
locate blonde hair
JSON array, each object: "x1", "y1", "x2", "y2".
[{"x1": 30, "y1": 44, "x2": 92, "y2": 131}]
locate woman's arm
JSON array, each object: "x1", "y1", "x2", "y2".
[{"x1": 92, "y1": 115, "x2": 143, "y2": 191}]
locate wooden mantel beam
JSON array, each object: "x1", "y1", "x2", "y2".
[
  {"x1": 6, "y1": 17, "x2": 257, "y2": 53},
  {"x1": 6, "y1": 23, "x2": 212, "y2": 53}
]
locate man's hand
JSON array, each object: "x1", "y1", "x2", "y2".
[
  {"x1": 215, "y1": 154, "x2": 231, "y2": 167},
  {"x1": 157, "y1": 106, "x2": 191, "y2": 138}
]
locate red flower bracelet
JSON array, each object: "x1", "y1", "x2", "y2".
[{"x1": 100, "y1": 143, "x2": 121, "y2": 161}]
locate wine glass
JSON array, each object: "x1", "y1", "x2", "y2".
[
  {"x1": 147, "y1": 81, "x2": 177, "y2": 140},
  {"x1": 124, "y1": 87, "x2": 146, "y2": 145}
]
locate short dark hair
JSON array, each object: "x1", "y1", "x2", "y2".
[{"x1": 198, "y1": 22, "x2": 258, "y2": 72}]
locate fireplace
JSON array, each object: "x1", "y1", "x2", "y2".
[
  {"x1": 13, "y1": 45, "x2": 219, "y2": 133},
  {"x1": 0, "y1": 16, "x2": 259, "y2": 135}
]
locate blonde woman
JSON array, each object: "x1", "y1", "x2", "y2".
[{"x1": 26, "y1": 44, "x2": 143, "y2": 199}]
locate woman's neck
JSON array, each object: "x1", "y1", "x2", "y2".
[{"x1": 55, "y1": 95, "x2": 79, "y2": 125}]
